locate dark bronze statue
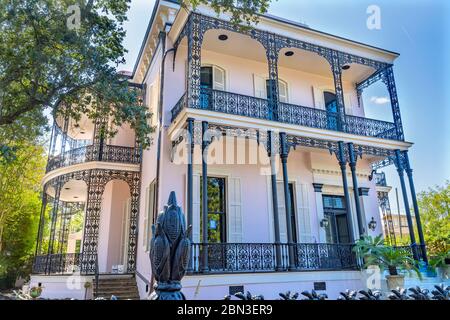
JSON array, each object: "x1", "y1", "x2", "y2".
[{"x1": 149, "y1": 192, "x2": 191, "y2": 300}]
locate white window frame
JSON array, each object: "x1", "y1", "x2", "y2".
[
  {"x1": 253, "y1": 75, "x2": 289, "y2": 103},
  {"x1": 201, "y1": 64, "x2": 227, "y2": 91}
]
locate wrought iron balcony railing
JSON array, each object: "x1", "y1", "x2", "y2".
[
  {"x1": 46, "y1": 144, "x2": 141, "y2": 172},
  {"x1": 171, "y1": 88, "x2": 400, "y2": 141},
  {"x1": 32, "y1": 253, "x2": 83, "y2": 275},
  {"x1": 189, "y1": 242, "x2": 357, "y2": 274}
]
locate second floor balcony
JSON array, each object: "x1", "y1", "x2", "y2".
[
  {"x1": 46, "y1": 113, "x2": 141, "y2": 173},
  {"x1": 46, "y1": 144, "x2": 141, "y2": 172},
  {"x1": 171, "y1": 88, "x2": 400, "y2": 141},
  {"x1": 169, "y1": 13, "x2": 405, "y2": 143}
]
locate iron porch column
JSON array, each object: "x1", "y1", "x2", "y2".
[
  {"x1": 280, "y1": 132, "x2": 296, "y2": 270},
  {"x1": 186, "y1": 118, "x2": 195, "y2": 273},
  {"x1": 201, "y1": 121, "x2": 209, "y2": 273},
  {"x1": 330, "y1": 51, "x2": 347, "y2": 132},
  {"x1": 348, "y1": 143, "x2": 365, "y2": 238},
  {"x1": 383, "y1": 67, "x2": 405, "y2": 141},
  {"x1": 394, "y1": 150, "x2": 419, "y2": 261},
  {"x1": 403, "y1": 151, "x2": 428, "y2": 263},
  {"x1": 268, "y1": 131, "x2": 283, "y2": 271},
  {"x1": 186, "y1": 118, "x2": 195, "y2": 237},
  {"x1": 266, "y1": 34, "x2": 280, "y2": 121},
  {"x1": 337, "y1": 141, "x2": 355, "y2": 243}
]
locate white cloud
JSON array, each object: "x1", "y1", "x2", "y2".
[{"x1": 370, "y1": 96, "x2": 390, "y2": 105}]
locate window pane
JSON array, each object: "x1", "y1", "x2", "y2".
[
  {"x1": 200, "y1": 177, "x2": 227, "y2": 243},
  {"x1": 201, "y1": 67, "x2": 213, "y2": 89}
]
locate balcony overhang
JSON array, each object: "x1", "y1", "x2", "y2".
[{"x1": 42, "y1": 161, "x2": 140, "y2": 188}]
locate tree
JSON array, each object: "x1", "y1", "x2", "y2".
[
  {"x1": 0, "y1": 0, "x2": 152, "y2": 149},
  {"x1": 0, "y1": 0, "x2": 272, "y2": 152},
  {"x1": 417, "y1": 181, "x2": 450, "y2": 256},
  {"x1": 184, "y1": 0, "x2": 272, "y2": 26},
  {"x1": 0, "y1": 139, "x2": 47, "y2": 288}
]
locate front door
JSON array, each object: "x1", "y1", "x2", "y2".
[
  {"x1": 200, "y1": 177, "x2": 228, "y2": 271},
  {"x1": 323, "y1": 195, "x2": 350, "y2": 244}
]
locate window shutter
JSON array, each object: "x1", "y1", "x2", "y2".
[
  {"x1": 276, "y1": 181, "x2": 288, "y2": 243},
  {"x1": 297, "y1": 184, "x2": 313, "y2": 242},
  {"x1": 278, "y1": 81, "x2": 288, "y2": 103},
  {"x1": 228, "y1": 177, "x2": 243, "y2": 243},
  {"x1": 313, "y1": 86, "x2": 325, "y2": 109},
  {"x1": 344, "y1": 93, "x2": 353, "y2": 115},
  {"x1": 192, "y1": 174, "x2": 201, "y2": 243},
  {"x1": 213, "y1": 66, "x2": 226, "y2": 91},
  {"x1": 253, "y1": 74, "x2": 267, "y2": 99}
]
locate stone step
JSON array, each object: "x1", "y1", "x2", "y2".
[
  {"x1": 94, "y1": 275, "x2": 140, "y2": 300},
  {"x1": 98, "y1": 282, "x2": 136, "y2": 288}
]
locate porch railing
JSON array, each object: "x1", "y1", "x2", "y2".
[
  {"x1": 32, "y1": 253, "x2": 84, "y2": 275},
  {"x1": 189, "y1": 243, "x2": 358, "y2": 274},
  {"x1": 46, "y1": 144, "x2": 141, "y2": 172},
  {"x1": 171, "y1": 88, "x2": 400, "y2": 141}
]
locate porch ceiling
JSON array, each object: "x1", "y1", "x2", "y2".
[
  {"x1": 46, "y1": 179, "x2": 88, "y2": 202},
  {"x1": 197, "y1": 29, "x2": 376, "y2": 84}
]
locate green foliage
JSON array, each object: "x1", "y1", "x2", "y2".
[
  {"x1": 0, "y1": 0, "x2": 153, "y2": 148},
  {"x1": 417, "y1": 181, "x2": 450, "y2": 256},
  {"x1": 429, "y1": 250, "x2": 450, "y2": 269},
  {"x1": 354, "y1": 235, "x2": 421, "y2": 278},
  {"x1": 183, "y1": 0, "x2": 273, "y2": 26},
  {"x1": 0, "y1": 140, "x2": 46, "y2": 288}
]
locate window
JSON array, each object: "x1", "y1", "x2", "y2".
[
  {"x1": 143, "y1": 180, "x2": 156, "y2": 251},
  {"x1": 201, "y1": 66, "x2": 226, "y2": 90},
  {"x1": 200, "y1": 177, "x2": 227, "y2": 243},
  {"x1": 324, "y1": 91, "x2": 338, "y2": 130},
  {"x1": 253, "y1": 75, "x2": 289, "y2": 103},
  {"x1": 265, "y1": 80, "x2": 288, "y2": 103}
]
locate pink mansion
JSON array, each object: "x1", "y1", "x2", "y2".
[{"x1": 30, "y1": 0, "x2": 427, "y2": 299}]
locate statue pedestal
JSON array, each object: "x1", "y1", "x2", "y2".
[{"x1": 149, "y1": 281, "x2": 185, "y2": 300}]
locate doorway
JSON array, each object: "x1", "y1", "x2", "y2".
[
  {"x1": 200, "y1": 176, "x2": 227, "y2": 243},
  {"x1": 323, "y1": 195, "x2": 350, "y2": 244},
  {"x1": 324, "y1": 91, "x2": 339, "y2": 131}
]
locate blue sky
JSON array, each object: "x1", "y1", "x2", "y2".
[{"x1": 119, "y1": 0, "x2": 449, "y2": 213}]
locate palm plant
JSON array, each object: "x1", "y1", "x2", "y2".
[{"x1": 354, "y1": 235, "x2": 421, "y2": 278}]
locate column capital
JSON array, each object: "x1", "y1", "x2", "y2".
[
  {"x1": 279, "y1": 132, "x2": 289, "y2": 160},
  {"x1": 358, "y1": 187, "x2": 370, "y2": 197},
  {"x1": 313, "y1": 183, "x2": 324, "y2": 193}
]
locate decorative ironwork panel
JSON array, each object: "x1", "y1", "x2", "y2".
[
  {"x1": 294, "y1": 243, "x2": 357, "y2": 270},
  {"x1": 33, "y1": 254, "x2": 82, "y2": 275},
  {"x1": 279, "y1": 102, "x2": 329, "y2": 129},
  {"x1": 190, "y1": 243, "x2": 357, "y2": 274},
  {"x1": 171, "y1": 93, "x2": 187, "y2": 122},
  {"x1": 46, "y1": 145, "x2": 141, "y2": 172},
  {"x1": 345, "y1": 114, "x2": 398, "y2": 140},
  {"x1": 330, "y1": 50, "x2": 346, "y2": 131},
  {"x1": 383, "y1": 67, "x2": 404, "y2": 141},
  {"x1": 194, "y1": 243, "x2": 276, "y2": 273},
  {"x1": 81, "y1": 169, "x2": 141, "y2": 274}
]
